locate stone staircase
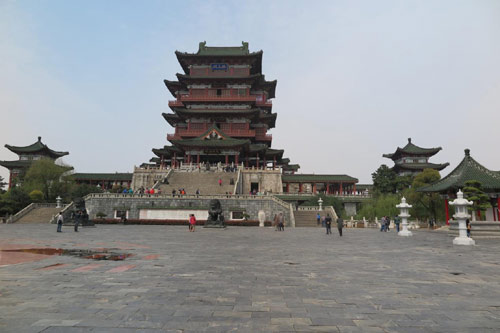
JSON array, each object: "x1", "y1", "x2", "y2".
[
  {"x1": 15, "y1": 206, "x2": 62, "y2": 223},
  {"x1": 294, "y1": 210, "x2": 322, "y2": 227},
  {"x1": 157, "y1": 170, "x2": 237, "y2": 195}
]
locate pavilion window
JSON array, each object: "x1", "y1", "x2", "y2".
[
  {"x1": 216, "y1": 89, "x2": 222, "y2": 96},
  {"x1": 237, "y1": 88, "x2": 246, "y2": 96}
]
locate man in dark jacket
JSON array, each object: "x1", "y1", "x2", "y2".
[
  {"x1": 325, "y1": 214, "x2": 332, "y2": 234},
  {"x1": 337, "y1": 216, "x2": 344, "y2": 237}
]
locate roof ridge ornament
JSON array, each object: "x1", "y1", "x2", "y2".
[
  {"x1": 464, "y1": 148, "x2": 470, "y2": 157},
  {"x1": 408, "y1": 138, "x2": 411, "y2": 143}
]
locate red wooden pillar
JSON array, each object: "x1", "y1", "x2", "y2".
[
  {"x1": 235, "y1": 154, "x2": 239, "y2": 165},
  {"x1": 225, "y1": 155, "x2": 228, "y2": 165},
  {"x1": 339, "y1": 182, "x2": 343, "y2": 195},
  {"x1": 353, "y1": 183, "x2": 357, "y2": 194},
  {"x1": 173, "y1": 153, "x2": 177, "y2": 168},
  {"x1": 197, "y1": 154, "x2": 200, "y2": 164},
  {"x1": 313, "y1": 183, "x2": 317, "y2": 194},
  {"x1": 286, "y1": 183, "x2": 290, "y2": 193},
  {"x1": 497, "y1": 198, "x2": 500, "y2": 222},
  {"x1": 256, "y1": 156, "x2": 260, "y2": 168},
  {"x1": 445, "y1": 198, "x2": 450, "y2": 225},
  {"x1": 245, "y1": 156, "x2": 249, "y2": 168},
  {"x1": 263, "y1": 157, "x2": 267, "y2": 169},
  {"x1": 299, "y1": 183, "x2": 303, "y2": 193}
]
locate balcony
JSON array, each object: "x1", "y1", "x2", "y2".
[
  {"x1": 168, "y1": 100, "x2": 184, "y2": 107},
  {"x1": 256, "y1": 99, "x2": 272, "y2": 107},
  {"x1": 255, "y1": 134, "x2": 272, "y2": 141},
  {"x1": 168, "y1": 127, "x2": 257, "y2": 140},
  {"x1": 179, "y1": 95, "x2": 256, "y2": 103}
]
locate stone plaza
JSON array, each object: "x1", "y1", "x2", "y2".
[{"x1": 1, "y1": 224, "x2": 500, "y2": 332}]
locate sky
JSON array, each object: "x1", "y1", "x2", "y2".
[{"x1": 1, "y1": 0, "x2": 499, "y2": 184}]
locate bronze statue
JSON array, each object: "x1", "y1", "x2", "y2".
[{"x1": 205, "y1": 199, "x2": 225, "y2": 228}]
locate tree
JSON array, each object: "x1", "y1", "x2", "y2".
[
  {"x1": 463, "y1": 180, "x2": 490, "y2": 221},
  {"x1": 23, "y1": 159, "x2": 73, "y2": 202},
  {"x1": 372, "y1": 165, "x2": 397, "y2": 194},
  {"x1": 0, "y1": 175, "x2": 7, "y2": 193},
  {"x1": 29, "y1": 189, "x2": 44, "y2": 202},
  {"x1": 407, "y1": 168, "x2": 443, "y2": 222}
]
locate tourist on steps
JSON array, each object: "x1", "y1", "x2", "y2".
[
  {"x1": 218, "y1": 178, "x2": 222, "y2": 186},
  {"x1": 316, "y1": 213, "x2": 321, "y2": 226}
]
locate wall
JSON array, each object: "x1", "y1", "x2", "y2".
[
  {"x1": 85, "y1": 193, "x2": 293, "y2": 226},
  {"x1": 241, "y1": 169, "x2": 282, "y2": 194},
  {"x1": 131, "y1": 167, "x2": 169, "y2": 190}
]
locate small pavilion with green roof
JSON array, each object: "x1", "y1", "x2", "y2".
[
  {"x1": 0, "y1": 136, "x2": 69, "y2": 189},
  {"x1": 383, "y1": 138, "x2": 449, "y2": 176},
  {"x1": 419, "y1": 149, "x2": 500, "y2": 223}
]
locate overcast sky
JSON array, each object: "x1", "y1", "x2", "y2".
[{"x1": 1, "y1": 0, "x2": 499, "y2": 184}]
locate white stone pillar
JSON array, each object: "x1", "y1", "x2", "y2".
[
  {"x1": 56, "y1": 196, "x2": 62, "y2": 208},
  {"x1": 396, "y1": 197, "x2": 413, "y2": 237},
  {"x1": 450, "y1": 190, "x2": 475, "y2": 245},
  {"x1": 318, "y1": 198, "x2": 323, "y2": 211}
]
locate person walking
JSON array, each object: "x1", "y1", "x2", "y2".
[
  {"x1": 56, "y1": 212, "x2": 63, "y2": 232},
  {"x1": 337, "y1": 216, "x2": 344, "y2": 237},
  {"x1": 395, "y1": 215, "x2": 401, "y2": 233},
  {"x1": 316, "y1": 212, "x2": 321, "y2": 226},
  {"x1": 189, "y1": 214, "x2": 197, "y2": 232},
  {"x1": 466, "y1": 219, "x2": 471, "y2": 238},
  {"x1": 278, "y1": 213, "x2": 285, "y2": 231},
  {"x1": 74, "y1": 210, "x2": 81, "y2": 232},
  {"x1": 385, "y1": 216, "x2": 390, "y2": 232},
  {"x1": 325, "y1": 214, "x2": 332, "y2": 235}
]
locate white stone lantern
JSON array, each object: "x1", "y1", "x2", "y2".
[
  {"x1": 318, "y1": 198, "x2": 323, "y2": 211},
  {"x1": 449, "y1": 190, "x2": 475, "y2": 245},
  {"x1": 56, "y1": 196, "x2": 62, "y2": 208},
  {"x1": 396, "y1": 197, "x2": 412, "y2": 236}
]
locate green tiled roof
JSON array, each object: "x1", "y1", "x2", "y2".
[
  {"x1": 419, "y1": 149, "x2": 500, "y2": 193},
  {"x1": 175, "y1": 42, "x2": 263, "y2": 75},
  {"x1": 283, "y1": 164, "x2": 300, "y2": 170},
  {"x1": 0, "y1": 160, "x2": 33, "y2": 169},
  {"x1": 394, "y1": 162, "x2": 449, "y2": 171},
  {"x1": 5, "y1": 136, "x2": 68, "y2": 158},
  {"x1": 282, "y1": 174, "x2": 358, "y2": 183},
  {"x1": 152, "y1": 145, "x2": 182, "y2": 157},
  {"x1": 197, "y1": 41, "x2": 250, "y2": 56},
  {"x1": 72, "y1": 173, "x2": 133, "y2": 181},
  {"x1": 383, "y1": 138, "x2": 442, "y2": 159}
]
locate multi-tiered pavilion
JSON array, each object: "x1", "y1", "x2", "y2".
[
  {"x1": 0, "y1": 137, "x2": 69, "y2": 189},
  {"x1": 149, "y1": 41, "x2": 297, "y2": 172},
  {"x1": 383, "y1": 138, "x2": 449, "y2": 176}
]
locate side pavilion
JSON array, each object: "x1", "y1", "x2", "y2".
[{"x1": 419, "y1": 149, "x2": 500, "y2": 223}]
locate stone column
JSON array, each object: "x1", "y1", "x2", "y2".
[
  {"x1": 450, "y1": 190, "x2": 475, "y2": 245},
  {"x1": 396, "y1": 197, "x2": 412, "y2": 237}
]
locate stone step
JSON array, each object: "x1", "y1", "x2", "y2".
[
  {"x1": 16, "y1": 207, "x2": 61, "y2": 223},
  {"x1": 157, "y1": 171, "x2": 238, "y2": 195}
]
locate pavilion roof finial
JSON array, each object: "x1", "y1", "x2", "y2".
[
  {"x1": 38, "y1": 136, "x2": 41, "y2": 142},
  {"x1": 408, "y1": 138, "x2": 411, "y2": 143},
  {"x1": 465, "y1": 148, "x2": 470, "y2": 157}
]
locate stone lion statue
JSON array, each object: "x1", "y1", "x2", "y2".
[{"x1": 205, "y1": 199, "x2": 225, "y2": 228}]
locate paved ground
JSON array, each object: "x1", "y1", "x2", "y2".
[{"x1": 1, "y1": 224, "x2": 500, "y2": 332}]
